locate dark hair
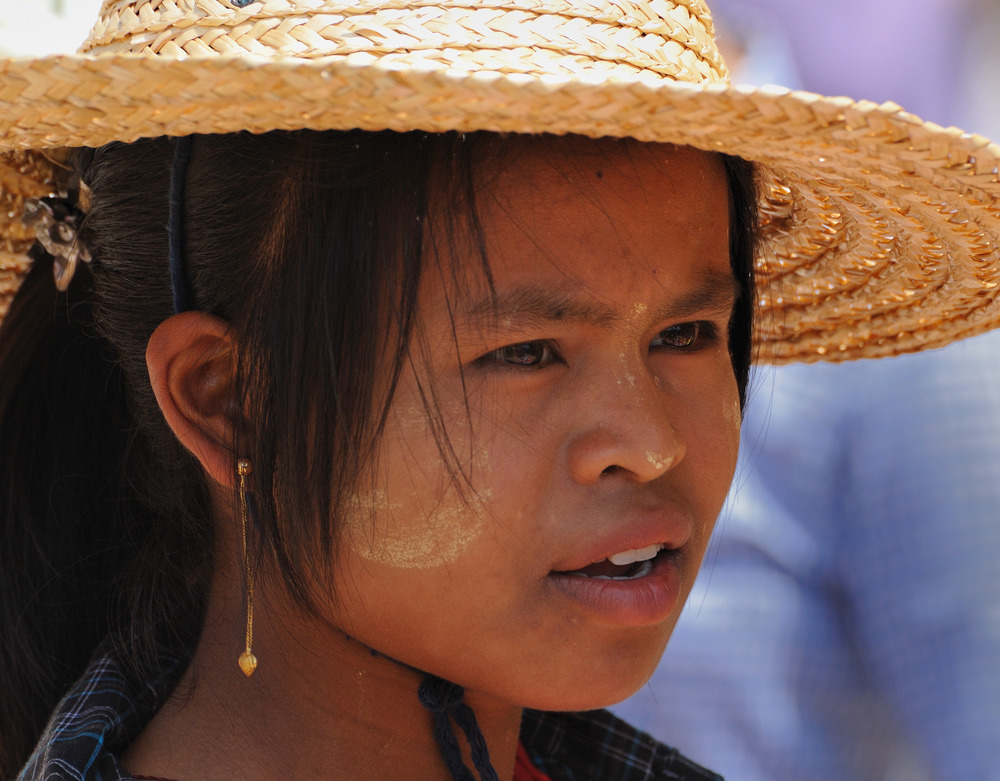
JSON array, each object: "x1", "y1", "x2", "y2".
[{"x1": 0, "y1": 129, "x2": 757, "y2": 778}]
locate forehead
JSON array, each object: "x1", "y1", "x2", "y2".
[
  {"x1": 443, "y1": 135, "x2": 731, "y2": 300},
  {"x1": 482, "y1": 134, "x2": 727, "y2": 193}
]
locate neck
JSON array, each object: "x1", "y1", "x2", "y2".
[{"x1": 123, "y1": 559, "x2": 522, "y2": 781}]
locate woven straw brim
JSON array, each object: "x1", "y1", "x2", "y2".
[{"x1": 2, "y1": 53, "x2": 999, "y2": 363}]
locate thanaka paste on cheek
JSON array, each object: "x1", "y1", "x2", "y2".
[
  {"x1": 343, "y1": 414, "x2": 494, "y2": 570},
  {"x1": 345, "y1": 487, "x2": 491, "y2": 570},
  {"x1": 725, "y1": 396, "x2": 741, "y2": 461}
]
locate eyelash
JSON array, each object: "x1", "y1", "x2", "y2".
[
  {"x1": 651, "y1": 321, "x2": 717, "y2": 351},
  {"x1": 481, "y1": 341, "x2": 559, "y2": 368},
  {"x1": 479, "y1": 321, "x2": 718, "y2": 369}
]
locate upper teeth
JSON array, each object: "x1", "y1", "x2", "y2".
[{"x1": 607, "y1": 544, "x2": 663, "y2": 566}]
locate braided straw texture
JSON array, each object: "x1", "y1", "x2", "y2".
[
  {"x1": 83, "y1": 0, "x2": 726, "y2": 84},
  {"x1": 1, "y1": 0, "x2": 999, "y2": 362}
]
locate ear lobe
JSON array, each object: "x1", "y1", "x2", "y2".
[{"x1": 146, "y1": 311, "x2": 241, "y2": 488}]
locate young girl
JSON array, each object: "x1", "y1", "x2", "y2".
[{"x1": 1, "y1": 2, "x2": 997, "y2": 780}]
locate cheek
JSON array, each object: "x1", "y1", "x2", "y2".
[
  {"x1": 720, "y1": 361, "x2": 743, "y2": 464},
  {"x1": 342, "y1": 490, "x2": 491, "y2": 570},
  {"x1": 684, "y1": 364, "x2": 742, "y2": 517},
  {"x1": 724, "y1": 394, "x2": 742, "y2": 463},
  {"x1": 341, "y1": 402, "x2": 495, "y2": 571}
]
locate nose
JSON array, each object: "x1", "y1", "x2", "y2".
[{"x1": 564, "y1": 367, "x2": 687, "y2": 485}]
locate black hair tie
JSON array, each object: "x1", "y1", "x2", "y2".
[
  {"x1": 168, "y1": 136, "x2": 192, "y2": 313},
  {"x1": 418, "y1": 675, "x2": 500, "y2": 781}
]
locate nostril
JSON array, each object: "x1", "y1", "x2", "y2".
[{"x1": 601, "y1": 464, "x2": 622, "y2": 476}]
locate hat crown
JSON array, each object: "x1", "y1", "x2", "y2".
[{"x1": 81, "y1": 0, "x2": 729, "y2": 86}]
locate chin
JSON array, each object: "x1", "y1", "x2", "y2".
[
  {"x1": 516, "y1": 676, "x2": 657, "y2": 713},
  {"x1": 507, "y1": 632, "x2": 671, "y2": 713}
]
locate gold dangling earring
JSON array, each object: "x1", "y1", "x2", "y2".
[{"x1": 237, "y1": 459, "x2": 257, "y2": 677}]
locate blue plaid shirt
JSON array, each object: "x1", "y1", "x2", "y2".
[{"x1": 19, "y1": 640, "x2": 721, "y2": 780}]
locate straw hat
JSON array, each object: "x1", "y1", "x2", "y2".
[{"x1": 1, "y1": 0, "x2": 998, "y2": 363}]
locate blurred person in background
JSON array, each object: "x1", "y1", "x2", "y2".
[{"x1": 612, "y1": 2, "x2": 1000, "y2": 780}]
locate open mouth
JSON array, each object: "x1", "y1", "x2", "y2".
[{"x1": 555, "y1": 543, "x2": 666, "y2": 581}]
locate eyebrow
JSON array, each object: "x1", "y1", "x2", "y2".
[{"x1": 459, "y1": 270, "x2": 739, "y2": 331}]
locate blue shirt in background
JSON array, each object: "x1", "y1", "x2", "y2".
[{"x1": 614, "y1": 331, "x2": 1000, "y2": 781}]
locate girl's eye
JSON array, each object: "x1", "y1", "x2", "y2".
[
  {"x1": 482, "y1": 341, "x2": 557, "y2": 368},
  {"x1": 652, "y1": 322, "x2": 714, "y2": 350}
]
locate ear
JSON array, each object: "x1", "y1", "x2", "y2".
[{"x1": 146, "y1": 311, "x2": 241, "y2": 489}]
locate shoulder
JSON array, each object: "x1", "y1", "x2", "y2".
[
  {"x1": 17, "y1": 642, "x2": 187, "y2": 781},
  {"x1": 520, "y1": 708, "x2": 723, "y2": 780}
]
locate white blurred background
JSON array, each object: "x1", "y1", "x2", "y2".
[{"x1": 0, "y1": 0, "x2": 104, "y2": 56}]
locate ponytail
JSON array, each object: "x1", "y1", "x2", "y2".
[
  {"x1": 0, "y1": 256, "x2": 135, "y2": 777},
  {"x1": 0, "y1": 147, "x2": 210, "y2": 778}
]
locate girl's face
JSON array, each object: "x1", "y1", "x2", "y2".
[{"x1": 333, "y1": 138, "x2": 740, "y2": 711}]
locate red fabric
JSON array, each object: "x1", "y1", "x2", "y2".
[{"x1": 514, "y1": 742, "x2": 553, "y2": 781}]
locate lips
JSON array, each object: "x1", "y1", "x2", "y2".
[
  {"x1": 545, "y1": 510, "x2": 692, "y2": 625},
  {"x1": 548, "y1": 548, "x2": 683, "y2": 626},
  {"x1": 550, "y1": 505, "x2": 692, "y2": 575},
  {"x1": 557, "y1": 543, "x2": 665, "y2": 580}
]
